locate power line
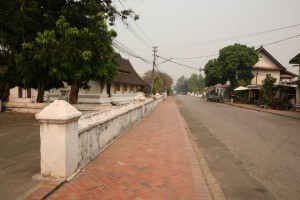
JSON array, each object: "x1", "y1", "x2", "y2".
[
  {"x1": 261, "y1": 34, "x2": 300, "y2": 47},
  {"x1": 160, "y1": 33, "x2": 300, "y2": 62},
  {"x1": 116, "y1": 0, "x2": 156, "y2": 46},
  {"x1": 160, "y1": 23, "x2": 300, "y2": 50},
  {"x1": 158, "y1": 51, "x2": 208, "y2": 66},
  {"x1": 101, "y1": 1, "x2": 153, "y2": 49},
  {"x1": 167, "y1": 54, "x2": 218, "y2": 60},
  {"x1": 112, "y1": 39, "x2": 152, "y2": 64},
  {"x1": 157, "y1": 55, "x2": 200, "y2": 71},
  {"x1": 115, "y1": 15, "x2": 153, "y2": 49}
]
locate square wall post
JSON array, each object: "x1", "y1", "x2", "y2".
[{"x1": 36, "y1": 100, "x2": 82, "y2": 178}]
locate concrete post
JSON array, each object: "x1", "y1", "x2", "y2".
[{"x1": 35, "y1": 100, "x2": 82, "y2": 178}]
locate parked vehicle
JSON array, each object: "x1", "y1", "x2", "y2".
[{"x1": 207, "y1": 93, "x2": 223, "y2": 102}]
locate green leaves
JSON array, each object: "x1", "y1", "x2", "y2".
[
  {"x1": 204, "y1": 59, "x2": 222, "y2": 87},
  {"x1": 204, "y1": 43, "x2": 258, "y2": 88},
  {"x1": 81, "y1": 51, "x2": 92, "y2": 61},
  {"x1": 260, "y1": 76, "x2": 277, "y2": 104},
  {"x1": 1, "y1": 0, "x2": 137, "y2": 103},
  {"x1": 175, "y1": 74, "x2": 204, "y2": 94}
]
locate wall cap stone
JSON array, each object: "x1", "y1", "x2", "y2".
[
  {"x1": 133, "y1": 94, "x2": 146, "y2": 101},
  {"x1": 36, "y1": 100, "x2": 82, "y2": 123}
]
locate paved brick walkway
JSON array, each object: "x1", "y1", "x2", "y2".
[{"x1": 28, "y1": 98, "x2": 212, "y2": 200}]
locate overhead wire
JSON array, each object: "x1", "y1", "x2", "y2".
[
  {"x1": 101, "y1": 1, "x2": 152, "y2": 49},
  {"x1": 260, "y1": 34, "x2": 300, "y2": 47},
  {"x1": 155, "y1": 33, "x2": 300, "y2": 73},
  {"x1": 100, "y1": 1, "x2": 154, "y2": 64},
  {"x1": 114, "y1": 0, "x2": 202, "y2": 72},
  {"x1": 115, "y1": 15, "x2": 153, "y2": 49},
  {"x1": 159, "y1": 23, "x2": 300, "y2": 50},
  {"x1": 108, "y1": 1, "x2": 300, "y2": 73},
  {"x1": 158, "y1": 51, "x2": 208, "y2": 66},
  {"x1": 160, "y1": 33, "x2": 300, "y2": 62},
  {"x1": 113, "y1": 39, "x2": 152, "y2": 64},
  {"x1": 117, "y1": 0, "x2": 156, "y2": 46},
  {"x1": 113, "y1": 1, "x2": 153, "y2": 49},
  {"x1": 157, "y1": 55, "x2": 200, "y2": 71}
]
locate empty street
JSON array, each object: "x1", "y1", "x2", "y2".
[{"x1": 176, "y1": 95, "x2": 300, "y2": 200}]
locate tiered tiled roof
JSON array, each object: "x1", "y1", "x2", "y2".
[{"x1": 113, "y1": 54, "x2": 148, "y2": 86}]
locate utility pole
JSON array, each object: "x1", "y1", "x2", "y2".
[{"x1": 150, "y1": 46, "x2": 157, "y2": 95}]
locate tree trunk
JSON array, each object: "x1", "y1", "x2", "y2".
[
  {"x1": 37, "y1": 80, "x2": 45, "y2": 103},
  {"x1": 0, "y1": 82, "x2": 10, "y2": 101},
  {"x1": 69, "y1": 80, "x2": 80, "y2": 104}
]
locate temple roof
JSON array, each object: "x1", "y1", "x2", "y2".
[{"x1": 113, "y1": 54, "x2": 148, "y2": 86}]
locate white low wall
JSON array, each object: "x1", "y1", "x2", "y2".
[
  {"x1": 77, "y1": 97, "x2": 159, "y2": 167},
  {"x1": 35, "y1": 95, "x2": 163, "y2": 178}
]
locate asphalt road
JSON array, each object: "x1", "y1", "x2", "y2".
[
  {"x1": 176, "y1": 95, "x2": 300, "y2": 200},
  {"x1": 0, "y1": 112, "x2": 40, "y2": 200}
]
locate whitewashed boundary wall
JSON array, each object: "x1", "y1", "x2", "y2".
[{"x1": 35, "y1": 95, "x2": 163, "y2": 178}]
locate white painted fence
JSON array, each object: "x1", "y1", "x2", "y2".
[{"x1": 35, "y1": 95, "x2": 163, "y2": 178}]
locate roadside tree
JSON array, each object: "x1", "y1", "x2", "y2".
[
  {"x1": 143, "y1": 70, "x2": 173, "y2": 94},
  {"x1": 204, "y1": 59, "x2": 223, "y2": 87},
  {"x1": 0, "y1": 0, "x2": 138, "y2": 104},
  {"x1": 188, "y1": 73, "x2": 205, "y2": 93},
  {"x1": 218, "y1": 43, "x2": 258, "y2": 88},
  {"x1": 260, "y1": 75, "x2": 277, "y2": 104},
  {"x1": 175, "y1": 76, "x2": 188, "y2": 93}
]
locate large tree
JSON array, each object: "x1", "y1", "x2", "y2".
[
  {"x1": 143, "y1": 70, "x2": 173, "y2": 94},
  {"x1": 175, "y1": 76, "x2": 188, "y2": 93},
  {"x1": 204, "y1": 59, "x2": 223, "y2": 87},
  {"x1": 188, "y1": 73, "x2": 205, "y2": 93},
  {"x1": 1, "y1": 0, "x2": 137, "y2": 104},
  {"x1": 23, "y1": 14, "x2": 118, "y2": 104},
  {"x1": 218, "y1": 43, "x2": 258, "y2": 88},
  {"x1": 0, "y1": 0, "x2": 41, "y2": 101}
]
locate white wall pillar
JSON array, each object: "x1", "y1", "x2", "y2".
[{"x1": 36, "y1": 100, "x2": 82, "y2": 178}]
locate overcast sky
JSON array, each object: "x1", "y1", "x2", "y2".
[{"x1": 112, "y1": 0, "x2": 300, "y2": 83}]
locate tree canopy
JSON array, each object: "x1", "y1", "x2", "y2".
[
  {"x1": 204, "y1": 59, "x2": 222, "y2": 87},
  {"x1": 260, "y1": 75, "x2": 277, "y2": 104},
  {"x1": 175, "y1": 76, "x2": 188, "y2": 93},
  {"x1": 204, "y1": 43, "x2": 258, "y2": 88},
  {"x1": 142, "y1": 70, "x2": 173, "y2": 94},
  {"x1": 0, "y1": 0, "x2": 137, "y2": 103},
  {"x1": 175, "y1": 74, "x2": 205, "y2": 94}
]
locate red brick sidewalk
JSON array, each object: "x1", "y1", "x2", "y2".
[{"x1": 30, "y1": 98, "x2": 212, "y2": 200}]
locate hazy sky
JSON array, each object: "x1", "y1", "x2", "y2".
[{"x1": 112, "y1": 0, "x2": 300, "y2": 82}]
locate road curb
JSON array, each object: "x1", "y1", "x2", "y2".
[
  {"x1": 175, "y1": 103, "x2": 225, "y2": 200},
  {"x1": 224, "y1": 102, "x2": 300, "y2": 120}
]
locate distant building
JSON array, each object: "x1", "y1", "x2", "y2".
[
  {"x1": 289, "y1": 53, "x2": 300, "y2": 104},
  {"x1": 247, "y1": 47, "x2": 297, "y2": 106},
  {"x1": 251, "y1": 46, "x2": 297, "y2": 86}
]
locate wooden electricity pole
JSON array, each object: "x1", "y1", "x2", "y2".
[{"x1": 150, "y1": 46, "x2": 157, "y2": 95}]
